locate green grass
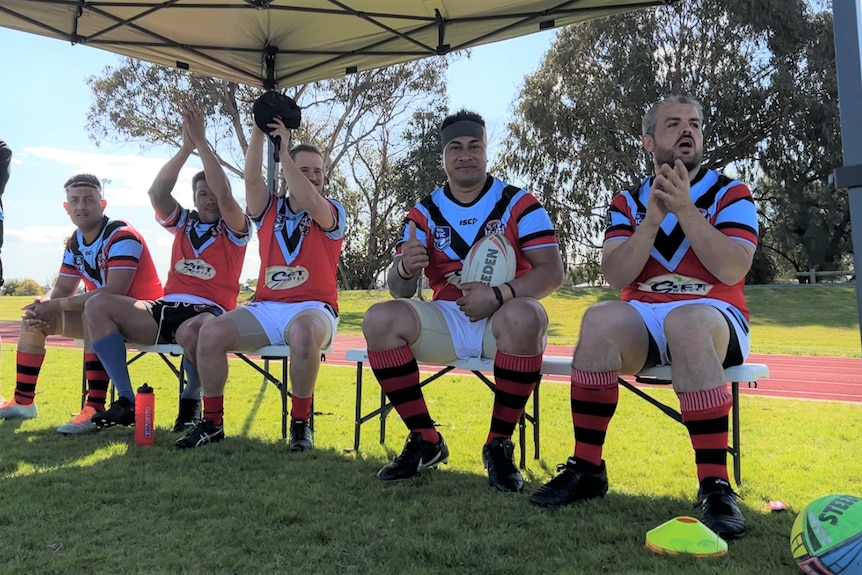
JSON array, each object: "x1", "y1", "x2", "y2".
[
  {"x1": 4, "y1": 284, "x2": 860, "y2": 356},
  {"x1": 0, "y1": 340, "x2": 861, "y2": 573}
]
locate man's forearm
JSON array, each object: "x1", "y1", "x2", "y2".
[{"x1": 388, "y1": 262, "x2": 419, "y2": 298}]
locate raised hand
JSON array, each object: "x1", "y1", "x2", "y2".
[
  {"x1": 652, "y1": 159, "x2": 693, "y2": 216},
  {"x1": 267, "y1": 116, "x2": 293, "y2": 152},
  {"x1": 180, "y1": 102, "x2": 207, "y2": 150},
  {"x1": 399, "y1": 221, "x2": 429, "y2": 277}
]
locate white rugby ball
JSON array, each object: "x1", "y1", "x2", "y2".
[{"x1": 461, "y1": 233, "x2": 517, "y2": 287}]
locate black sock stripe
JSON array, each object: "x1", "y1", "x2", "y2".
[
  {"x1": 371, "y1": 361, "x2": 418, "y2": 381},
  {"x1": 387, "y1": 386, "x2": 425, "y2": 405},
  {"x1": 15, "y1": 383, "x2": 36, "y2": 393},
  {"x1": 16, "y1": 366, "x2": 40, "y2": 377},
  {"x1": 490, "y1": 418, "x2": 517, "y2": 436},
  {"x1": 403, "y1": 414, "x2": 435, "y2": 430},
  {"x1": 574, "y1": 427, "x2": 607, "y2": 446},
  {"x1": 695, "y1": 449, "x2": 727, "y2": 465},
  {"x1": 494, "y1": 366, "x2": 541, "y2": 384},
  {"x1": 684, "y1": 416, "x2": 728, "y2": 435},
  {"x1": 571, "y1": 398, "x2": 617, "y2": 418},
  {"x1": 494, "y1": 390, "x2": 531, "y2": 410}
]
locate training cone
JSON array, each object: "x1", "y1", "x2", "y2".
[{"x1": 645, "y1": 516, "x2": 728, "y2": 557}]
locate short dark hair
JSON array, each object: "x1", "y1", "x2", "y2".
[
  {"x1": 289, "y1": 143, "x2": 323, "y2": 161},
  {"x1": 441, "y1": 109, "x2": 485, "y2": 131},
  {"x1": 63, "y1": 173, "x2": 103, "y2": 196},
  {"x1": 191, "y1": 170, "x2": 207, "y2": 192}
]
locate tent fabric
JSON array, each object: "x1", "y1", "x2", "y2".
[{"x1": 0, "y1": 0, "x2": 671, "y2": 88}]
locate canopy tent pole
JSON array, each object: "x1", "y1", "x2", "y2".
[
  {"x1": 832, "y1": 0, "x2": 862, "y2": 350},
  {"x1": 267, "y1": 139, "x2": 276, "y2": 195}
]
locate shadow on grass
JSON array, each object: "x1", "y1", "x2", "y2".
[{"x1": 0, "y1": 422, "x2": 800, "y2": 574}]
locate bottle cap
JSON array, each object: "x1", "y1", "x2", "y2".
[{"x1": 137, "y1": 383, "x2": 154, "y2": 394}]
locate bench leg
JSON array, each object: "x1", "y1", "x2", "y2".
[
  {"x1": 533, "y1": 381, "x2": 540, "y2": 460},
  {"x1": 353, "y1": 362, "x2": 363, "y2": 452},
  {"x1": 731, "y1": 381, "x2": 741, "y2": 486}
]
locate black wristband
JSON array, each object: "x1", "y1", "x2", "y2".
[
  {"x1": 492, "y1": 285, "x2": 505, "y2": 309},
  {"x1": 396, "y1": 260, "x2": 414, "y2": 280},
  {"x1": 504, "y1": 282, "x2": 516, "y2": 299}
]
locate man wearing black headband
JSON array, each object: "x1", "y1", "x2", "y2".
[
  {"x1": 362, "y1": 109, "x2": 564, "y2": 493},
  {"x1": 0, "y1": 174, "x2": 163, "y2": 424}
]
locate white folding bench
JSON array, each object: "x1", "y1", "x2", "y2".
[
  {"x1": 346, "y1": 348, "x2": 768, "y2": 483},
  {"x1": 81, "y1": 343, "x2": 326, "y2": 439},
  {"x1": 346, "y1": 349, "x2": 541, "y2": 469}
]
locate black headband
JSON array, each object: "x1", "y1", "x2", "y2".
[
  {"x1": 65, "y1": 179, "x2": 102, "y2": 194},
  {"x1": 440, "y1": 120, "x2": 485, "y2": 149}
]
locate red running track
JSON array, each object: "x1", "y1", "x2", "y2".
[{"x1": 2, "y1": 322, "x2": 860, "y2": 404}]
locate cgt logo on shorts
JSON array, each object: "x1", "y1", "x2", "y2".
[
  {"x1": 175, "y1": 258, "x2": 216, "y2": 280},
  {"x1": 637, "y1": 274, "x2": 713, "y2": 295},
  {"x1": 265, "y1": 266, "x2": 309, "y2": 290}
]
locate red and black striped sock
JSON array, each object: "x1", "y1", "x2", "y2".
[
  {"x1": 571, "y1": 367, "x2": 619, "y2": 467},
  {"x1": 680, "y1": 386, "x2": 733, "y2": 482},
  {"x1": 203, "y1": 395, "x2": 225, "y2": 426},
  {"x1": 84, "y1": 353, "x2": 109, "y2": 412},
  {"x1": 14, "y1": 350, "x2": 45, "y2": 406},
  {"x1": 486, "y1": 351, "x2": 542, "y2": 444},
  {"x1": 368, "y1": 345, "x2": 438, "y2": 444}
]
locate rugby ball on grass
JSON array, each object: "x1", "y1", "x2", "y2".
[{"x1": 461, "y1": 233, "x2": 516, "y2": 287}]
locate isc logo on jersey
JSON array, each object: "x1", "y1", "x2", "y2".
[
  {"x1": 175, "y1": 259, "x2": 216, "y2": 280},
  {"x1": 265, "y1": 266, "x2": 309, "y2": 289}
]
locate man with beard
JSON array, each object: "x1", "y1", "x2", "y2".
[
  {"x1": 176, "y1": 115, "x2": 346, "y2": 452},
  {"x1": 529, "y1": 95, "x2": 758, "y2": 542}
]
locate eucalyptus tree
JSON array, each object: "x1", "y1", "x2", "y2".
[
  {"x1": 85, "y1": 57, "x2": 449, "y2": 288},
  {"x1": 499, "y1": 0, "x2": 844, "y2": 282}
]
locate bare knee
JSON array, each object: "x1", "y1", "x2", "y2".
[
  {"x1": 664, "y1": 305, "x2": 729, "y2": 359},
  {"x1": 362, "y1": 301, "x2": 416, "y2": 347},
  {"x1": 175, "y1": 314, "x2": 211, "y2": 351},
  {"x1": 493, "y1": 298, "x2": 548, "y2": 339},
  {"x1": 197, "y1": 317, "x2": 236, "y2": 355}
]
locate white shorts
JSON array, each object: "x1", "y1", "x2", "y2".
[
  {"x1": 401, "y1": 299, "x2": 495, "y2": 362},
  {"x1": 242, "y1": 300, "x2": 339, "y2": 348},
  {"x1": 626, "y1": 298, "x2": 750, "y2": 367}
]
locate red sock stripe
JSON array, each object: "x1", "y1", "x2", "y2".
[
  {"x1": 679, "y1": 387, "x2": 732, "y2": 420},
  {"x1": 571, "y1": 367, "x2": 618, "y2": 387},
  {"x1": 290, "y1": 396, "x2": 313, "y2": 422},
  {"x1": 14, "y1": 351, "x2": 45, "y2": 405},
  {"x1": 203, "y1": 395, "x2": 224, "y2": 426},
  {"x1": 368, "y1": 345, "x2": 415, "y2": 369},
  {"x1": 494, "y1": 351, "x2": 543, "y2": 373}
]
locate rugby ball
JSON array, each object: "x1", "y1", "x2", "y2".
[
  {"x1": 790, "y1": 494, "x2": 862, "y2": 575},
  {"x1": 461, "y1": 233, "x2": 517, "y2": 287}
]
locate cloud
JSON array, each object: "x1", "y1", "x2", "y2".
[
  {"x1": 22, "y1": 146, "x2": 201, "y2": 208},
  {"x1": 5, "y1": 225, "x2": 71, "y2": 244}
]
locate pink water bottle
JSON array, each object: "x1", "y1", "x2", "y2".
[{"x1": 134, "y1": 384, "x2": 155, "y2": 446}]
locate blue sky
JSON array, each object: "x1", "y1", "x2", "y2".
[{"x1": 0, "y1": 26, "x2": 557, "y2": 287}]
